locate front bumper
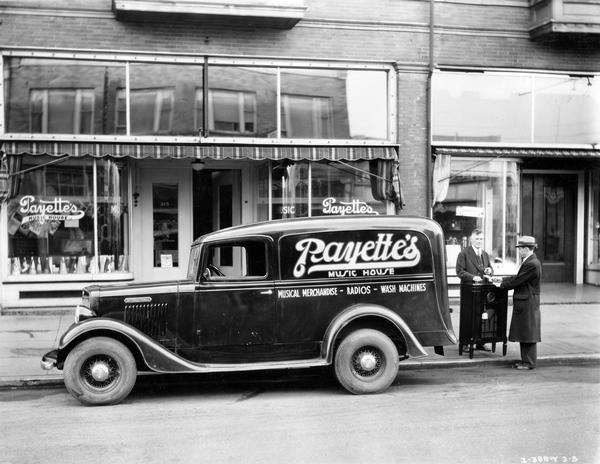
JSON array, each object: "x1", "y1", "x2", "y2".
[{"x1": 40, "y1": 349, "x2": 58, "y2": 371}]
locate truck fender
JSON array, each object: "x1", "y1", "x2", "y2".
[
  {"x1": 321, "y1": 304, "x2": 428, "y2": 362},
  {"x1": 58, "y1": 318, "x2": 203, "y2": 373}
]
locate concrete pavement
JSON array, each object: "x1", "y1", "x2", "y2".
[{"x1": 0, "y1": 283, "x2": 598, "y2": 388}]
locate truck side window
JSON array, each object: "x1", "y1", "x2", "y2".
[{"x1": 203, "y1": 240, "x2": 268, "y2": 280}]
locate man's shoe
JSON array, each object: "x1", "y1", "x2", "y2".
[
  {"x1": 512, "y1": 362, "x2": 523, "y2": 368},
  {"x1": 475, "y1": 344, "x2": 491, "y2": 351},
  {"x1": 515, "y1": 364, "x2": 534, "y2": 370}
]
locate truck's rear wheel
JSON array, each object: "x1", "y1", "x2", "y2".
[
  {"x1": 334, "y1": 329, "x2": 399, "y2": 394},
  {"x1": 64, "y1": 337, "x2": 137, "y2": 406}
]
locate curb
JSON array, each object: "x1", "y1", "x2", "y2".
[
  {"x1": 1, "y1": 354, "x2": 598, "y2": 390},
  {"x1": 399, "y1": 353, "x2": 600, "y2": 370}
]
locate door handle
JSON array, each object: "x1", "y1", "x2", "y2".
[{"x1": 260, "y1": 289, "x2": 273, "y2": 295}]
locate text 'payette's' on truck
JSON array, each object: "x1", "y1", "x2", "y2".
[{"x1": 41, "y1": 215, "x2": 456, "y2": 405}]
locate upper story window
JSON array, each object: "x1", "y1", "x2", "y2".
[
  {"x1": 281, "y1": 95, "x2": 333, "y2": 138},
  {"x1": 208, "y1": 89, "x2": 257, "y2": 135},
  {"x1": 3, "y1": 54, "x2": 391, "y2": 142},
  {"x1": 432, "y1": 71, "x2": 600, "y2": 145},
  {"x1": 30, "y1": 89, "x2": 94, "y2": 134}
]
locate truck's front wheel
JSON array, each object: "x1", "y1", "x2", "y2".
[
  {"x1": 64, "y1": 337, "x2": 137, "y2": 406},
  {"x1": 334, "y1": 329, "x2": 399, "y2": 394}
]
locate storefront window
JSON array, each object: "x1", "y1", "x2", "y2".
[
  {"x1": 6, "y1": 155, "x2": 130, "y2": 279},
  {"x1": 208, "y1": 67, "x2": 277, "y2": 138},
  {"x1": 96, "y1": 159, "x2": 130, "y2": 273},
  {"x1": 432, "y1": 158, "x2": 519, "y2": 275},
  {"x1": 258, "y1": 160, "x2": 391, "y2": 220},
  {"x1": 4, "y1": 57, "x2": 126, "y2": 135},
  {"x1": 311, "y1": 161, "x2": 387, "y2": 216},
  {"x1": 280, "y1": 69, "x2": 388, "y2": 140},
  {"x1": 271, "y1": 161, "x2": 309, "y2": 219}
]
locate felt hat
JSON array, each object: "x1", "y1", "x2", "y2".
[{"x1": 516, "y1": 235, "x2": 537, "y2": 248}]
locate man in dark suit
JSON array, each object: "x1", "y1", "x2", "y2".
[
  {"x1": 494, "y1": 235, "x2": 542, "y2": 370},
  {"x1": 456, "y1": 228, "x2": 494, "y2": 351}
]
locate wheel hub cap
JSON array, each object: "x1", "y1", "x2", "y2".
[
  {"x1": 90, "y1": 361, "x2": 110, "y2": 382},
  {"x1": 358, "y1": 352, "x2": 377, "y2": 371}
]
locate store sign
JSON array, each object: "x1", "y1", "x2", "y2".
[
  {"x1": 322, "y1": 197, "x2": 379, "y2": 216},
  {"x1": 292, "y1": 233, "x2": 421, "y2": 278},
  {"x1": 456, "y1": 205, "x2": 484, "y2": 218},
  {"x1": 18, "y1": 195, "x2": 84, "y2": 224}
]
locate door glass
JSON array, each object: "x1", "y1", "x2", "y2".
[
  {"x1": 153, "y1": 184, "x2": 178, "y2": 268},
  {"x1": 544, "y1": 186, "x2": 565, "y2": 261}
]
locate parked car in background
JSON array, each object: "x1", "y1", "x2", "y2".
[{"x1": 41, "y1": 215, "x2": 456, "y2": 405}]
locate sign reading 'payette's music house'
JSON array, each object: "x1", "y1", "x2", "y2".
[{"x1": 18, "y1": 195, "x2": 84, "y2": 224}]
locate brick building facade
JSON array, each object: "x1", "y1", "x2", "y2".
[{"x1": 0, "y1": 0, "x2": 599, "y2": 310}]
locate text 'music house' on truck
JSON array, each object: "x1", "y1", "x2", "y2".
[{"x1": 41, "y1": 215, "x2": 456, "y2": 405}]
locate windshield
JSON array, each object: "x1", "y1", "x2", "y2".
[{"x1": 187, "y1": 245, "x2": 202, "y2": 280}]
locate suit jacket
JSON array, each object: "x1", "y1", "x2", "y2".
[
  {"x1": 500, "y1": 253, "x2": 542, "y2": 343},
  {"x1": 456, "y1": 246, "x2": 492, "y2": 283}
]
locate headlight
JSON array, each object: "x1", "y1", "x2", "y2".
[
  {"x1": 75, "y1": 305, "x2": 97, "y2": 323},
  {"x1": 75, "y1": 290, "x2": 96, "y2": 323}
]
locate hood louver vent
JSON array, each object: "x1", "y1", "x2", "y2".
[{"x1": 124, "y1": 303, "x2": 168, "y2": 339}]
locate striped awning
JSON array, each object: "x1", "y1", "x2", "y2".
[
  {"x1": 2, "y1": 141, "x2": 398, "y2": 161},
  {"x1": 434, "y1": 147, "x2": 600, "y2": 159}
]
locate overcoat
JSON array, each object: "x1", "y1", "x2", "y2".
[
  {"x1": 456, "y1": 246, "x2": 492, "y2": 282},
  {"x1": 500, "y1": 253, "x2": 542, "y2": 343}
]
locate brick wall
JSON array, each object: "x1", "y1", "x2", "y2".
[{"x1": 1, "y1": 0, "x2": 599, "y2": 214}]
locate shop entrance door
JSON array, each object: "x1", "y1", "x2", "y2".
[
  {"x1": 210, "y1": 170, "x2": 242, "y2": 276},
  {"x1": 521, "y1": 173, "x2": 576, "y2": 282},
  {"x1": 139, "y1": 168, "x2": 192, "y2": 282}
]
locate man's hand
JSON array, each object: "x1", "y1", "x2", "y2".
[{"x1": 473, "y1": 276, "x2": 482, "y2": 282}]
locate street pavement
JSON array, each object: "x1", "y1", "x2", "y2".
[{"x1": 0, "y1": 283, "x2": 598, "y2": 388}]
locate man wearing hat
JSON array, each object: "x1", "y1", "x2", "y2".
[{"x1": 493, "y1": 236, "x2": 542, "y2": 370}]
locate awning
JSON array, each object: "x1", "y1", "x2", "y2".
[
  {"x1": 1, "y1": 141, "x2": 398, "y2": 161},
  {"x1": 434, "y1": 147, "x2": 600, "y2": 159}
]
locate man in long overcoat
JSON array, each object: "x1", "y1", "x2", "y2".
[{"x1": 496, "y1": 236, "x2": 542, "y2": 370}]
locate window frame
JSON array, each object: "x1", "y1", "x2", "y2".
[{"x1": 200, "y1": 237, "x2": 271, "y2": 282}]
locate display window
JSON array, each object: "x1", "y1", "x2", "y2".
[
  {"x1": 257, "y1": 159, "x2": 392, "y2": 221},
  {"x1": 432, "y1": 157, "x2": 519, "y2": 275},
  {"x1": 5, "y1": 155, "x2": 130, "y2": 279}
]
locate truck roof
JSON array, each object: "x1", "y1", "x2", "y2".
[{"x1": 192, "y1": 215, "x2": 443, "y2": 245}]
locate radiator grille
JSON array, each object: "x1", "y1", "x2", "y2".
[{"x1": 124, "y1": 303, "x2": 168, "y2": 339}]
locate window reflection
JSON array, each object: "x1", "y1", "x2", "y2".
[
  {"x1": 208, "y1": 67, "x2": 277, "y2": 137},
  {"x1": 433, "y1": 71, "x2": 600, "y2": 145},
  {"x1": 280, "y1": 69, "x2": 387, "y2": 140},
  {"x1": 209, "y1": 89, "x2": 257, "y2": 135},
  {"x1": 259, "y1": 160, "x2": 390, "y2": 220},
  {"x1": 311, "y1": 161, "x2": 387, "y2": 216},
  {"x1": 4, "y1": 57, "x2": 125, "y2": 135},
  {"x1": 5, "y1": 57, "x2": 389, "y2": 141},
  {"x1": 534, "y1": 76, "x2": 600, "y2": 144},
  {"x1": 128, "y1": 63, "x2": 203, "y2": 136},
  {"x1": 432, "y1": 158, "x2": 519, "y2": 273},
  {"x1": 432, "y1": 72, "x2": 532, "y2": 143}
]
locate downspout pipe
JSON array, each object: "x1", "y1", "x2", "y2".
[{"x1": 426, "y1": 0, "x2": 435, "y2": 217}]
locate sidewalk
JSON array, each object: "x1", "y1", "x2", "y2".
[{"x1": 0, "y1": 284, "x2": 599, "y2": 388}]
